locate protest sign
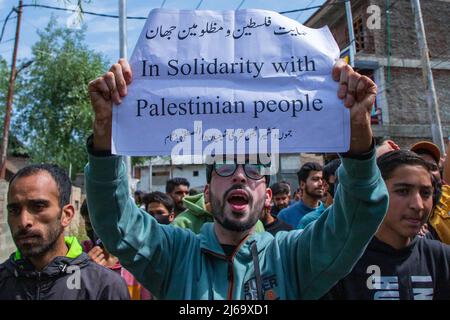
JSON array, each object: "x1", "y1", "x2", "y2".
[{"x1": 112, "y1": 8, "x2": 348, "y2": 159}]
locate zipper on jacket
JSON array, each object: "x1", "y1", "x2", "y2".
[
  {"x1": 201, "y1": 234, "x2": 251, "y2": 300},
  {"x1": 36, "y1": 272, "x2": 41, "y2": 300},
  {"x1": 201, "y1": 249, "x2": 236, "y2": 300},
  {"x1": 226, "y1": 258, "x2": 235, "y2": 300}
]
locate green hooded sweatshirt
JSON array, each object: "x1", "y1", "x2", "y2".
[
  {"x1": 172, "y1": 193, "x2": 265, "y2": 234},
  {"x1": 85, "y1": 147, "x2": 388, "y2": 300}
]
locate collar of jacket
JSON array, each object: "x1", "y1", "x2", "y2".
[
  {"x1": 9, "y1": 236, "x2": 88, "y2": 278},
  {"x1": 370, "y1": 235, "x2": 419, "y2": 259},
  {"x1": 14, "y1": 236, "x2": 83, "y2": 261},
  {"x1": 198, "y1": 223, "x2": 271, "y2": 260}
]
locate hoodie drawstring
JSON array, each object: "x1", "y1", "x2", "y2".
[{"x1": 250, "y1": 241, "x2": 264, "y2": 300}]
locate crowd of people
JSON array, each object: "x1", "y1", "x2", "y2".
[{"x1": 0, "y1": 58, "x2": 449, "y2": 300}]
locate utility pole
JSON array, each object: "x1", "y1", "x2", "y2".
[
  {"x1": 344, "y1": 0, "x2": 356, "y2": 66},
  {"x1": 148, "y1": 158, "x2": 152, "y2": 192},
  {"x1": 118, "y1": 0, "x2": 133, "y2": 194},
  {"x1": 0, "y1": 0, "x2": 23, "y2": 180},
  {"x1": 411, "y1": 0, "x2": 444, "y2": 152}
]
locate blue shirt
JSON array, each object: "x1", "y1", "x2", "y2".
[{"x1": 278, "y1": 200, "x2": 326, "y2": 228}]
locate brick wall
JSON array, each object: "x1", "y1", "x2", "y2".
[{"x1": 369, "y1": 0, "x2": 450, "y2": 60}]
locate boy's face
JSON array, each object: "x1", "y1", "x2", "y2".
[
  {"x1": 147, "y1": 202, "x2": 174, "y2": 225},
  {"x1": 383, "y1": 164, "x2": 433, "y2": 240}
]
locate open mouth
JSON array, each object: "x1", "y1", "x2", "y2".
[{"x1": 227, "y1": 190, "x2": 250, "y2": 212}]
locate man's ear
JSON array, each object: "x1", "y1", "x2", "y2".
[
  {"x1": 169, "y1": 212, "x2": 175, "y2": 223},
  {"x1": 265, "y1": 187, "x2": 272, "y2": 208},
  {"x1": 300, "y1": 181, "x2": 306, "y2": 190},
  {"x1": 61, "y1": 204, "x2": 75, "y2": 228},
  {"x1": 204, "y1": 184, "x2": 210, "y2": 203}
]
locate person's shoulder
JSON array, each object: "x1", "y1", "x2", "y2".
[
  {"x1": 417, "y1": 237, "x2": 450, "y2": 258},
  {"x1": 84, "y1": 261, "x2": 130, "y2": 299},
  {"x1": 0, "y1": 261, "x2": 8, "y2": 278},
  {"x1": 278, "y1": 202, "x2": 298, "y2": 217},
  {"x1": 80, "y1": 254, "x2": 122, "y2": 279},
  {"x1": 0, "y1": 256, "x2": 14, "y2": 276},
  {"x1": 82, "y1": 257, "x2": 129, "y2": 291}
]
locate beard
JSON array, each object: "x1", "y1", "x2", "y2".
[
  {"x1": 13, "y1": 212, "x2": 64, "y2": 258},
  {"x1": 175, "y1": 202, "x2": 186, "y2": 213},
  {"x1": 304, "y1": 185, "x2": 324, "y2": 200},
  {"x1": 210, "y1": 184, "x2": 263, "y2": 232}
]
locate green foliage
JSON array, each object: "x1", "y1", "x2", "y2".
[
  {"x1": 0, "y1": 57, "x2": 8, "y2": 123},
  {"x1": 14, "y1": 17, "x2": 107, "y2": 178},
  {"x1": 132, "y1": 156, "x2": 149, "y2": 166},
  {"x1": 0, "y1": 57, "x2": 29, "y2": 156}
]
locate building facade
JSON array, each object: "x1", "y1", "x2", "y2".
[{"x1": 305, "y1": 0, "x2": 450, "y2": 149}]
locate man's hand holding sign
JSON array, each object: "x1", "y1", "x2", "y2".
[
  {"x1": 89, "y1": 59, "x2": 376, "y2": 155},
  {"x1": 85, "y1": 9, "x2": 387, "y2": 301},
  {"x1": 88, "y1": 9, "x2": 375, "y2": 157}
]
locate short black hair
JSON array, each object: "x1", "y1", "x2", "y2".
[
  {"x1": 143, "y1": 191, "x2": 174, "y2": 212},
  {"x1": 323, "y1": 159, "x2": 341, "y2": 182},
  {"x1": 377, "y1": 150, "x2": 440, "y2": 206},
  {"x1": 9, "y1": 164, "x2": 71, "y2": 208},
  {"x1": 166, "y1": 178, "x2": 190, "y2": 193},
  {"x1": 297, "y1": 162, "x2": 323, "y2": 183},
  {"x1": 377, "y1": 150, "x2": 433, "y2": 181},
  {"x1": 270, "y1": 182, "x2": 291, "y2": 196}
]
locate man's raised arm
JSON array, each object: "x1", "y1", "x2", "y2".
[
  {"x1": 88, "y1": 58, "x2": 132, "y2": 151},
  {"x1": 84, "y1": 59, "x2": 196, "y2": 298}
]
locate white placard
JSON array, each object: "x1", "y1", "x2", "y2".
[{"x1": 112, "y1": 9, "x2": 349, "y2": 157}]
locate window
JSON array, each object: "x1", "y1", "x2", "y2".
[
  {"x1": 134, "y1": 167, "x2": 141, "y2": 179},
  {"x1": 353, "y1": 16, "x2": 365, "y2": 52},
  {"x1": 193, "y1": 171, "x2": 199, "y2": 177}
]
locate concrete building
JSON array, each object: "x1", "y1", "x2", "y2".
[
  {"x1": 134, "y1": 157, "x2": 207, "y2": 193},
  {"x1": 305, "y1": 0, "x2": 450, "y2": 149}
]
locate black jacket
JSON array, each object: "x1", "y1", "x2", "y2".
[
  {"x1": 0, "y1": 252, "x2": 130, "y2": 300},
  {"x1": 323, "y1": 236, "x2": 450, "y2": 300}
]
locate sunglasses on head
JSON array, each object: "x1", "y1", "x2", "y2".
[{"x1": 213, "y1": 163, "x2": 267, "y2": 180}]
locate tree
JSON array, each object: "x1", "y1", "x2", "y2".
[
  {"x1": 14, "y1": 17, "x2": 107, "y2": 178},
  {"x1": 0, "y1": 57, "x2": 8, "y2": 114},
  {"x1": 0, "y1": 56, "x2": 28, "y2": 157}
]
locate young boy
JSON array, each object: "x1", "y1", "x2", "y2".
[{"x1": 324, "y1": 150, "x2": 450, "y2": 300}]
